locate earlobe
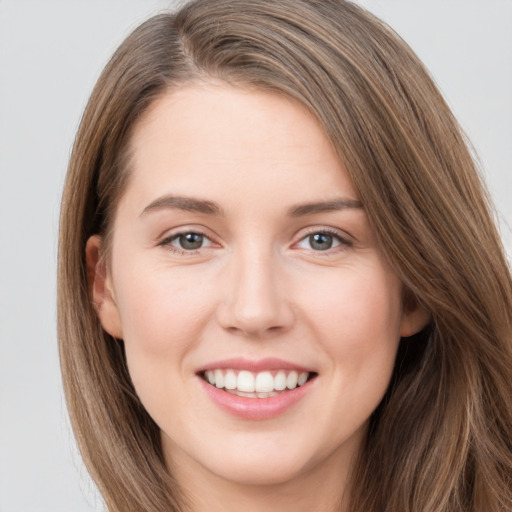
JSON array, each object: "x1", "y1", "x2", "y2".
[
  {"x1": 399, "y1": 300, "x2": 431, "y2": 338},
  {"x1": 85, "y1": 235, "x2": 123, "y2": 339}
]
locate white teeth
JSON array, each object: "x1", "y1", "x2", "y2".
[
  {"x1": 255, "y1": 371, "x2": 274, "y2": 392},
  {"x1": 234, "y1": 390, "x2": 255, "y2": 398},
  {"x1": 224, "y1": 370, "x2": 237, "y2": 390},
  {"x1": 298, "y1": 372, "x2": 308, "y2": 386},
  {"x1": 274, "y1": 371, "x2": 287, "y2": 391},
  {"x1": 214, "y1": 369, "x2": 224, "y2": 388},
  {"x1": 203, "y1": 368, "x2": 312, "y2": 394},
  {"x1": 286, "y1": 371, "x2": 298, "y2": 389},
  {"x1": 206, "y1": 370, "x2": 215, "y2": 385},
  {"x1": 226, "y1": 390, "x2": 280, "y2": 399},
  {"x1": 237, "y1": 370, "x2": 255, "y2": 392}
]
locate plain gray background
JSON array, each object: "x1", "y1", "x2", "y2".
[{"x1": 0, "y1": 1, "x2": 511, "y2": 511}]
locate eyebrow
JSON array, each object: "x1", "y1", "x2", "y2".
[
  {"x1": 140, "y1": 194, "x2": 363, "y2": 218},
  {"x1": 288, "y1": 198, "x2": 363, "y2": 216},
  {"x1": 140, "y1": 195, "x2": 224, "y2": 217}
]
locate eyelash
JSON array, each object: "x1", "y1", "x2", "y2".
[
  {"x1": 158, "y1": 227, "x2": 352, "y2": 256},
  {"x1": 158, "y1": 229, "x2": 214, "y2": 256},
  {"x1": 295, "y1": 227, "x2": 352, "y2": 254}
]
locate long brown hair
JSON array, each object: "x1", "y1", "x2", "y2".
[{"x1": 58, "y1": 1, "x2": 512, "y2": 510}]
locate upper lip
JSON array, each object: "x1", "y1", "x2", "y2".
[{"x1": 198, "y1": 357, "x2": 315, "y2": 374}]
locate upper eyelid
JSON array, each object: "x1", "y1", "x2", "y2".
[
  {"x1": 294, "y1": 225, "x2": 353, "y2": 244},
  {"x1": 158, "y1": 225, "x2": 218, "y2": 243}
]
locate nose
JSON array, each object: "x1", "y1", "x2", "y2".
[{"x1": 216, "y1": 245, "x2": 295, "y2": 338}]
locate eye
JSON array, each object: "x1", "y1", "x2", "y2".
[
  {"x1": 296, "y1": 230, "x2": 348, "y2": 251},
  {"x1": 161, "y1": 231, "x2": 214, "y2": 252},
  {"x1": 175, "y1": 232, "x2": 206, "y2": 250}
]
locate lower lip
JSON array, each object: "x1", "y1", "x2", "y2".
[{"x1": 198, "y1": 376, "x2": 315, "y2": 421}]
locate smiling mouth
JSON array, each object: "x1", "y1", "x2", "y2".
[{"x1": 200, "y1": 369, "x2": 317, "y2": 398}]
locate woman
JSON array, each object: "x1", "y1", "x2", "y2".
[{"x1": 58, "y1": 0, "x2": 512, "y2": 510}]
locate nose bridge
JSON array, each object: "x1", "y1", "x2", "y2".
[{"x1": 218, "y1": 239, "x2": 293, "y2": 336}]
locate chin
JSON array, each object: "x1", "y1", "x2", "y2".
[
  {"x1": 206, "y1": 454, "x2": 311, "y2": 487},
  {"x1": 164, "y1": 429, "x2": 322, "y2": 488}
]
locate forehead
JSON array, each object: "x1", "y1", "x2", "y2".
[{"x1": 122, "y1": 82, "x2": 359, "y2": 215}]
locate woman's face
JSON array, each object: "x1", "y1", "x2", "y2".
[{"x1": 88, "y1": 83, "x2": 426, "y2": 491}]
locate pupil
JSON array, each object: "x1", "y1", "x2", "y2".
[
  {"x1": 180, "y1": 233, "x2": 203, "y2": 250},
  {"x1": 310, "y1": 233, "x2": 332, "y2": 250}
]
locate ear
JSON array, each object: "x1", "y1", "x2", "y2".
[
  {"x1": 399, "y1": 293, "x2": 431, "y2": 338},
  {"x1": 85, "y1": 235, "x2": 123, "y2": 339}
]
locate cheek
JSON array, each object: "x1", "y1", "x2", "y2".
[
  {"x1": 116, "y1": 265, "x2": 209, "y2": 338},
  {"x1": 112, "y1": 267, "x2": 215, "y2": 388},
  {"x1": 298, "y1": 263, "x2": 403, "y2": 373},
  {"x1": 297, "y1": 267, "x2": 403, "y2": 442}
]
